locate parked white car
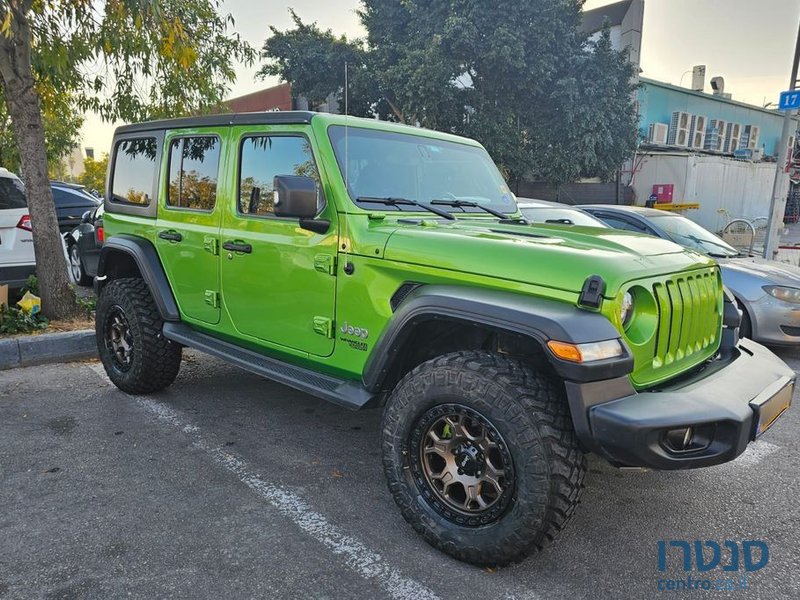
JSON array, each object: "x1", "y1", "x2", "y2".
[{"x1": 0, "y1": 168, "x2": 35, "y2": 289}]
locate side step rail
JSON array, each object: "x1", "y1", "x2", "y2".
[{"x1": 162, "y1": 322, "x2": 377, "y2": 410}]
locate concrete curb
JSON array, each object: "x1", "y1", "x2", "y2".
[{"x1": 0, "y1": 329, "x2": 96, "y2": 370}]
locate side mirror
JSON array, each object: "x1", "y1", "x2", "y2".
[
  {"x1": 81, "y1": 210, "x2": 93, "y2": 223},
  {"x1": 273, "y1": 175, "x2": 319, "y2": 219}
]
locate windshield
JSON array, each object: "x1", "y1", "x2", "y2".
[
  {"x1": 519, "y1": 206, "x2": 606, "y2": 227},
  {"x1": 328, "y1": 125, "x2": 518, "y2": 215},
  {"x1": 651, "y1": 215, "x2": 739, "y2": 257}
]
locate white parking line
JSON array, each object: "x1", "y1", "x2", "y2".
[
  {"x1": 132, "y1": 397, "x2": 441, "y2": 600},
  {"x1": 731, "y1": 440, "x2": 780, "y2": 467}
]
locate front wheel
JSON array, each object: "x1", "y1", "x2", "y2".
[
  {"x1": 381, "y1": 351, "x2": 586, "y2": 566},
  {"x1": 96, "y1": 277, "x2": 182, "y2": 394}
]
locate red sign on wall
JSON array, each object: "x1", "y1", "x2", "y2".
[{"x1": 652, "y1": 184, "x2": 674, "y2": 203}]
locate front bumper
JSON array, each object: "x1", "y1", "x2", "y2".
[{"x1": 565, "y1": 339, "x2": 795, "y2": 470}]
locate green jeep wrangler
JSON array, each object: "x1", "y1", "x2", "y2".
[{"x1": 96, "y1": 111, "x2": 794, "y2": 565}]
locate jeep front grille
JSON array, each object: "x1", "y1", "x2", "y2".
[{"x1": 628, "y1": 267, "x2": 722, "y2": 388}]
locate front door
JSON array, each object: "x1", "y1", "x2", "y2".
[
  {"x1": 156, "y1": 131, "x2": 226, "y2": 325},
  {"x1": 220, "y1": 129, "x2": 337, "y2": 357}
]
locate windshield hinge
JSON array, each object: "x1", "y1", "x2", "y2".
[
  {"x1": 314, "y1": 253, "x2": 337, "y2": 275},
  {"x1": 578, "y1": 275, "x2": 605, "y2": 309}
]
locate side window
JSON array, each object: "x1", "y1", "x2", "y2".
[
  {"x1": 167, "y1": 136, "x2": 221, "y2": 211},
  {"x1": 239, "y1": 135, "x2": 319, "y2": 216},
  {"x1": 111, "y1": 137, "x2": 157, "y2": 205}
]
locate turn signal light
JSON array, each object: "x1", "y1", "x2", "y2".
[{"x1": 547, "y1": 339, "x2": 625, "y2": 363}]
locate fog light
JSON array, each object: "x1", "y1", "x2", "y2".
[{"x1": 664, "y1": 427, "x2": 694, "y2": 452}]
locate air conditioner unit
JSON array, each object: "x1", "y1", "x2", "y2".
[
  {"x1": 689, "y1": 115, "x2": 707, "y2": 149},
  {"x1": 668, "y1": 111, "x2": 691, "y2": 147},
  {"x1": 648, "y1": 122, "x2": 669, "y2": 145},
  {"x1": 704, "y1": 119, "x2": 727, "y2": 152},
  {"x1": 724, "y1": 123, "x2": 741, "y2": 153}
]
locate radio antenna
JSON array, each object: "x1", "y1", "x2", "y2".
[{"x1": 342, "y1": 61, "x2": 353, "y2": 274}]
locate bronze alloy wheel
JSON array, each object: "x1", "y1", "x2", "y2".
[
  {"x1": 409, "y1": 403, "x2": 515, "y2": 526},
  {"x1": 104, "y1": 305, "x2": 134, "y2": 372}
]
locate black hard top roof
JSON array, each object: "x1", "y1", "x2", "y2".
[{"x1": 114, "y1": 110, "x2": 316, "y2": 135}]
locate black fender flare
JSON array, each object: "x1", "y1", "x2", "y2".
[
  {"x1": 362, "y1": 284, "x2": 633, "y2": 392},
  {"x1": 95, "y1": 234, "x2": 180, "y2": 322}
]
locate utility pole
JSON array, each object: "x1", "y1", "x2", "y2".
[{"x1": 765, "y1": 20, "x2": 800, "y2": 259}]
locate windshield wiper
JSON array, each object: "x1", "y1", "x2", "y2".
[
  {"x1": 430, "y1": 198, "x2": 512, "y2": 220},
  {"x1": 355, "y1": 196, "x2": 455, "y2": 220},
  {"x1": 670, "y1": 231, "x2": 736, "y2": 255}
]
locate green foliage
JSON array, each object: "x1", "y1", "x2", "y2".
[
  {"x1": 0, "y1": 87, "x2": 83, "y2": 173},
  {"x1": 4, "y1": 0, "x2": 256, "y2": 125},
  {"x1": 78, "y1": 154, "x2": 109, "y2": 196},
  {"x1": 261, "y1": 1, "x2": 638, "y2": 186},
  {"x1": 21, "y1": 274, "x2": 39, "y2": 296},
  {"x1": 76, "y1": 292, "x2": 96, "y2": 318},
  {"x1": 0, "y1": 303, "x2": 48, "y2": 335}
]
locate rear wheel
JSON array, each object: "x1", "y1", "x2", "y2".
[
  {"x1": 96, "y1": 277, "x2": 182, "y2": 394},
  {"x1": 69, "y1": 244, "x2": 91, "y2": 286},
  {"x1": 381, "y1": 351, "x2": 586, "y2": 566}
]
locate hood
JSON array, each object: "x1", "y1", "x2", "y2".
[
  {"x1": 381, "y1": 219, "x2": 715, "y2": 295},
  {"x1": 720, "y1": 256, "x2": 800, "y2": 286}
]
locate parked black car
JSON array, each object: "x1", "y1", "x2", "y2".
[
  {"x1": 51, "y1": 181, "x2": 101, "y2": 234},
  {"x1": 66, "y1": 202, "x2": 103, "y2": 286}
]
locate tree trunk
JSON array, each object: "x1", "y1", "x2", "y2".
[{"x1": 0, "y1": 3, "x2": 80, "y2": 319}]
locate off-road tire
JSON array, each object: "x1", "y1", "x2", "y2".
[
  {"x1": 381, "y1": 351, "x2": 586, "y2": 566},
  {"x1": 96, "y1": 277, "x2": 182, "y2": 394}
]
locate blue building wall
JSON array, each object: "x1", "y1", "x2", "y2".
[{"x1": 637, "y1": 78, "x2": 794, "y2": 157}]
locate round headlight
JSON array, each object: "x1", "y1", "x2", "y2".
[{"x1": 620, "y1": 291, "x2": 634, "y2": 328}]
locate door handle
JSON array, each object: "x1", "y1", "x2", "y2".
[
  {"x1": 158, "y1": 230, "x2": 183, "y2": 242},
  {"x1": 222, "y1": 241, "x2": 252, "y2": 254}
]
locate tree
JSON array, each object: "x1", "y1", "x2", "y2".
[
  {"x1": 78, "y1": 154, "x2": 109, "y2": 196},
  {"x1": 0, "y1": 1, "x2": 254, "y2": 319},
  {"x1": 261, "y1": 1, "x2": 638, "y2": 188}
]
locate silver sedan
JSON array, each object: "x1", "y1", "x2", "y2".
[{"x1": 581, "y1": 204, "x2": 800, "y2": 346}]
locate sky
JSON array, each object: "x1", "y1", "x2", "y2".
[{"x1": 79, "y1": 0, "x2": 800, "y2": 155}]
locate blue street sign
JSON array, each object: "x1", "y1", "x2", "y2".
[{"x1": 779, "y1": 90, "x2": 800, "y2": 110}]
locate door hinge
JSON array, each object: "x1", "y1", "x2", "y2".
[
  {"x1": 314, "y1": 253, "x2": 337, "y2": 275},
  {"x1": 313, "y1": 316, "x2": 333, "y2": 338},
  {"x1": 204, "y1": 236, "x2": 219, "y2": 256},
  {"x1": 204, "y1": 290, "x2": 220, "y2": 308}
]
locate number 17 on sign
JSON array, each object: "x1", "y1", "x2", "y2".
[{"x1": 779, "y1": 90, "x2": 800, "y2": 110}]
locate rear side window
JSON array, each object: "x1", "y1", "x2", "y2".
[
  {"x1": 52, "y1": 187, "x2": 100, "y2": 207},
  {"x1": 167, "y1": 136, "x2": 221, "y2": 211},
  {"x1": 111, "y1": 137, "x2": 157, "y2": 205},
  {"x1": 239, "y1": 136, "x2": 319, "y2": 216},
  {"x1": 0, "y1": 176, "x2": 26, "y2": 209}
]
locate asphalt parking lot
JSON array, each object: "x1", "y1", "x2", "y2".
[{"x1": 1, "y1": 348, "x2": 799, "y2": 599}]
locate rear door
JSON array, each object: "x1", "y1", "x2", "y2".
[{"x1": 155, "y1": 130, "x2": 227, "y2": 325}]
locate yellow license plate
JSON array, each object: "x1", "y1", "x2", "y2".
[{"x1": 752, "y1": 380, "x2": 793, "y2": 438}]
